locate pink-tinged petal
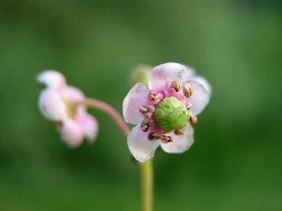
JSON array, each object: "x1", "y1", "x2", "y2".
[
  {"x1": 128, "y1": 125, "x2": 160, "y2": 162},
  {"x1": 38, "y1": 89, "x2": 68, "y2": 121},
  {"x1": 161, "y1": 124, "x2": 194, "y2": 153},
  {"x1": 148, "y1": 63, "x2": 194, "y2": 89},
  {"x1": 63, "y1": 85, "x2": 85, "y2": 103},
  {"x1": 59, "y1": 119, "x2": 84, "y2": 147},
  {"x1": 189, "y1": 80, "x2": 211, "y2": 115},
  {"x1": 191, "y1": 76, "x2": 212, "y2": 94},
  {"x1": 123, "y1": 83, "x2": 150, "y2": 125},
  {"x1": 37, "y1": 70, "x2": 66, "y2": 90},
  {"x1": 76, "y1": 109, "x2": 98, "y2": 142}
]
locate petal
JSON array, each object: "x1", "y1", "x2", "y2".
[
  {"x1": 76, "y1": 109, "x2": 99, "y2": 142},
  {"x1": 148, "y1": 63, "x2": 194, "y2": 89},
  {"x1": 123, "y1": 83, "x2": 150, "y2": 125},
  {"x1": 161, "y1": 124, "x2": 194, "y2": 153},
  {"x1": 63, "y1": 86, "x2": 85, "y2": 103},
  {"x1": 37, "y1": 70, "x2": 66, "y2": 90},
  {"x1": 127, "y1": 125, "x2": 160, "y2": 162},
  {"x1": 189, "y1": 80, "x2": 211, "y2": 115},
  {"x1": 59, "y1": 119, "x2": 84, "y2": 147},
  {"x1": 38, "y1": 89, "x2": 68, "y2": 121},
  {"x1": 191, "y1": 76, "x2": 212, "y2": 94}
]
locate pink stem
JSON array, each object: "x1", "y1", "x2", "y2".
[{"x1": 83, "y1": 98, "x2": 130, "y2": 136}]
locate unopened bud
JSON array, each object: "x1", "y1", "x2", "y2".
[{"x1": 130, "y1": 64, "x2": 151, "y2": 86}]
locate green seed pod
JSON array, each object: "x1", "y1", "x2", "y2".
[{"x1": 155, "y1": 97, "x2": 189, "y2": 132}]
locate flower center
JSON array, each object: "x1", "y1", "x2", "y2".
[
  {"x1": 64, "y1": 98, "x2": 77, "y2": 117},
  {"x1": 155, "y1": 96, "x2": 189, "y2": 132},
  {"x1": 139, "y1": 81, "x2": 197, "y2": 143}
]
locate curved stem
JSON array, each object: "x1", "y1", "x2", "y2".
[
  {"x1": 83, "y1": 97, "x2": 153, "y2": 211},
  {"x1": 83, "y1": 98, "x2": 130, "y2": 136}
]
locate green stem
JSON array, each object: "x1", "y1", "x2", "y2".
[{"x1": 140, "y1": 159, "x2": 153, "y2": 211}]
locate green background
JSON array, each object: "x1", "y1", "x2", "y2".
[{"x1": 0, "y1": 0, "x2": 281, "y2": 210}]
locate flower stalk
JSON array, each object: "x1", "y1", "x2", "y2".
[
  {"x1": 140, "y1": 159, "x2": 153, "y2": 211},
  {"x1": 83, "y1": 98, "x2": 130, "y2": 136}
]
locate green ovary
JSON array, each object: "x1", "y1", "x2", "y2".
[{"x1": 155, "y1": 96, "x2": 189, "y2": 132}]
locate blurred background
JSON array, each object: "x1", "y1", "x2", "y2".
[{"x1": 0, "y1": 0, "x2": 281, "y2": 210}]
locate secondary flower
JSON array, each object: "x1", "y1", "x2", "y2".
[
  {"x1": 123, "y1": 63, "x2": 211, "y2": 162},
  {"x1": 37, "y1": 70, "x2": 98, "y2": 147}
]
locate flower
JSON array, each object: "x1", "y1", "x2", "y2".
[
  {"x1": 123, "y1": 63, "x2": 211, "y2": 162},
  {"x1": 37, "y1": 70, "x2": 98, "y2": 147}
]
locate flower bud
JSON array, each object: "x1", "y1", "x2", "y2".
[
  {"x1": 155, "y1": 97, "x2": 189, "y2": 132},
  {"x1": 130, "y1": 64, "x2": 151, "y2": 86}
]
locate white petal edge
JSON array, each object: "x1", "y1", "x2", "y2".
[
  {"x1": 38, "y1": 89, "x2": 68, "y2": 121},
  {"x1": 127, "y1": 125, "x2": 160, "y2": 162},
  {"x1": 76, "y1": 108, "x2": 99, "y2": 142},
  {"x1": 37, "y1": 70, "x2": 66, "y2": 90},
  {"x1": 148, "y1": 62, "x2": 195, "y2": 89},
  {"x1": 189, "y1": 80, "x2": 211, "y2": 115},
  {"x1": 123, "y1": 83, "x2": 150, "y2": 125},
  {"x1": 161, "y1": 124, "x2": 194, "y2": 153},
  {"x1": 59, "y1": 119, "x2": 84, "y2": 148},
  {"x1": 191, "y1": 76, "x2": 212, "y2": 94}
]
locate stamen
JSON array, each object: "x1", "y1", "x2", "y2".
[
  {"x1": 146, "y1": 105, "x2": 155, "y2": 112},
  {"x1": 168, "y1": 80, "x2": 181, "y2": 92},
  {"x1": 183, "y1": 82, "x2": 192, "y2": 98},
  {"x1": 148, "y1": 132, "x2": 173, "y2": 143},
  {"x1": 141, "y1": 124, "x2": 149, "y2": 132},
  {"x1": 186, "y1": 102, "x2": 192, "y2": 109},
  {"x1": 141, "y1": 118, "x2": 150, "y2": 132},
  {"x1": 148, "y1": 132, "x2": 161, "y2": 141},
  {"x1": 148, "y1": 91, "x2": 162, "y2": 101},
  {"x1": 144, "y1": 112, "x2": 153, "y2": 119},
  {"x1": 148, "y1": 91, "x2": 155, "y2": 100},
  {"x1": 189, "y1": 114, "x2": 197, "y2": 125},
  {"x1": 139, "y1": 106, "x2": 147, "y2": 114},
  {"x1": 174, "y1": 129, "x2": 184, "y2": 135},
  {"x1": 160, "y1": 135, "x2": 173, "y2": 143},
  {"x1": 139, "y1": 105, "x2": 155, "y2": 114}
]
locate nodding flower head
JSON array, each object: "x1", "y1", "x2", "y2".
[
  {"x1": 123, "y1": 62, "x2": 211, "y2": 162},
  {"x1": 37, "y1": 70, "x2": 98, "y2": 147}
]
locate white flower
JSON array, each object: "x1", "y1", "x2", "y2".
[
  {"x1": 123, "y1": 63, "x2": 211, "y2": 162},
  {"x1": 38, "y1": 70, "x2": 98, "y2": 147}
]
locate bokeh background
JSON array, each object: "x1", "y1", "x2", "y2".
[{"x1": 0, "y1": 0, "x2": 281, "y2": 210}]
